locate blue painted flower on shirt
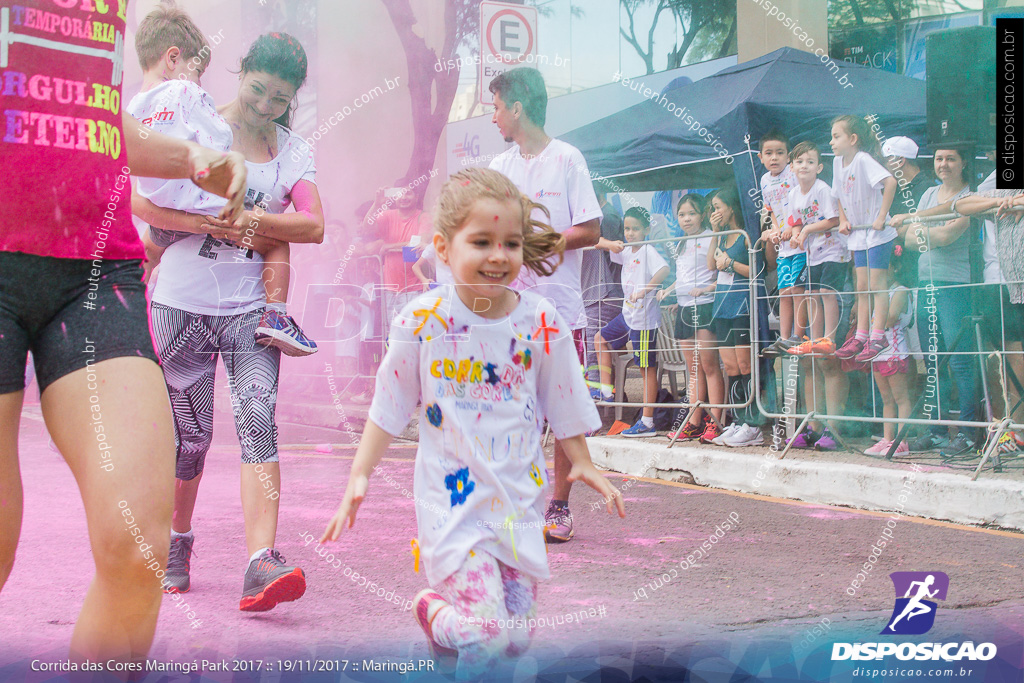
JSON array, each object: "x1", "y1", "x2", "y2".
[
  {"x1": 445, "y1": 467, "x2": 475, "y2": 507},
  {"x1": 426, "y1": 403, "x2": 443, "y2": 428}
]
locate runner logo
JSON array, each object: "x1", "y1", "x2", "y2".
[
  {"x1": 882, "y1": 571, "x2": 948, "y2": 635},
  {"x1": 534, "y1": 190, "x2": 562, "y2": 199}
]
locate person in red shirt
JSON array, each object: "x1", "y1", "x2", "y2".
[
  {"x1": 362, "y1": 185, "x2": 433, "y2": 339},
  {"x1": 0, "y1": 0, "x2": 245, "y2": 666}
]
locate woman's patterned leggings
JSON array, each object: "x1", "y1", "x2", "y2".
[{"x1": 431, "y1": 550, "x2": 539, "y2": 678}]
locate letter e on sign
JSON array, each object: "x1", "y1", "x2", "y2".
[{"x1": 479, "y1": 2, "x2": 538, "y2": 106}]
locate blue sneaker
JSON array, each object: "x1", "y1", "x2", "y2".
[
  {"x1": 255, "y1": 310, "x2": 318, "y2": 357},
  {"x1": 621, "y1": 419, "x2": 656, "y2": 438}
]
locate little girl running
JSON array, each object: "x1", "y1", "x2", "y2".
[
  {"x1": 831, "y1": 114, "x2": 898, "y2": 363},
  {"x1": 864, "y1": 246, "x2": 914, "y2": 456},
  {"x1": 321, "y1": 168, "x2": 625, "y2": 676}
]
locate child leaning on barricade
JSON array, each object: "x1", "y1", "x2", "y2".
[
  {"x1": 658, "y1": 193, "x2": 725, "y2": 444},
  {"x1": 757, "y1": 131, "x2": 808, "y2": 357},
  {"x1": 781, "y1": 141, "x2": 849, "y2": 452},
  {"x1": 706, "y1": 188, "x2": 762, "y2": 448},
  {"x1": 592, "y1": 208, "x2": 670, "y2": 437}
]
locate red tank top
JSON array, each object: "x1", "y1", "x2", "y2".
[{"x1": 0, "y1": 0, "x2": 143, "y2": 260}]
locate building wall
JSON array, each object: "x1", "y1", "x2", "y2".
[{"x1": 737, "y1": 0, "x2": 828, "y2": 62}]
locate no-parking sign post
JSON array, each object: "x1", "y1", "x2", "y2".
[{"x1": 479, "y1": 1, "x2": 538, "y2": 106}]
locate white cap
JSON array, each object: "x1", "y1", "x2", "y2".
[{"x1": 881, "y1": 136, "x2": 919, "y2": 159}]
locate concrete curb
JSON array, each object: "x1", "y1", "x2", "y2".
[{"x1": 586, "y1": 437, "x2": 1024, "y2": 532}]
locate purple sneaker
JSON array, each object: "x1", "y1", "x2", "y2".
[
  {"x1": 814, "y1": 429, "x2": 838, "y2": 451},
  {"x1": 787, "y1": 428, "x2": 819, "y2": 449}
]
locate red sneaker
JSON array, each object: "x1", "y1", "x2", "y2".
[
  {"x1": 699, "y1": 422, "x2": 724, "y2": 444},
  {"x1": 668, "y1": 421, "x2": 703, "y2": 441}
]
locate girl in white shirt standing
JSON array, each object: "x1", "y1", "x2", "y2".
[
  {"x1": 658, "y1": 194, "x2": 723, "y2": 442},
  {"x1": 831, "y1": 115, "x2": 898, "y2": 364},
  {"x1": 321, "y1": 168, "x2": 624, "y2": 677}
]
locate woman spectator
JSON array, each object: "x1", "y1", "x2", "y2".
[{"x1": 892, "y1": 148, "x2": 978, "y2": 458}]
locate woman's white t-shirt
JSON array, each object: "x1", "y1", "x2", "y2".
[
  {"x1": 832, "y1": 151, "x2": 896, "y2": 252},
  {"x1": 153, "y1": 125, "x2": 316, "y2": 316},
  {"x1": 369, "y1": 288, "x2": 600, "y2": 585}
]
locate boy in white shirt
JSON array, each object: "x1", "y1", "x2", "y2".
[
  {"x1": 594, "y1": 208, "x2": 670, "y2": 437},
  {"x1": 758, "y1": 131, "x2": 806, "y2": 355},
  {"x1": 785, "y1": 141, "x2": 848, "y2": 452},
  {"x1": 487, "y1": 67, "x2": 602, "y2": 542},
  {"x1": 128, "y1": 5, "x2": 316, "y2": 356}
]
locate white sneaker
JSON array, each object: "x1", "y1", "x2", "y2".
[
  {"x1": 723, "y1": 424, "x2": 764, "y2": 447},
  {"x1": 712, "y1": 423, "x2": 741, "y2": 446}
]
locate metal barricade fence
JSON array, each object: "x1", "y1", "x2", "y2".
[
  {"x1": 580, "y1": 230, "x2": 759, "y2": 439},
  {"x1": 749, "y1": 208, "x2": 1023, "y2": 481},
  {"x1": 327, "y1": 215, "x2": 1021, "y2": 479}
]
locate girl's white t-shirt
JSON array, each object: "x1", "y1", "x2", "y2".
[
  {"x1": 153, "y1": 125, "x2": 316, "y2": 316},
  {"x1": 611, "y1": 244, "x2": 669, "y2": 330},
  {"x1": 673, "y1": 230, "x2": 716, "y2": 307},
  {"x1": 832, "y1": 151, "x2": 897, "y2": 252},
  {"x1": 761, "y1": 165, "x2": 799, "y2": 258},
  {"x1": 369, "y1": 288, "x2": 600, "y2": 585},
  {"x1": 790, "y1": 179, "x2": 845, "y2": 266},
  {"x1": 876, "y1": 285, "x2": 914, "y2": 362}
]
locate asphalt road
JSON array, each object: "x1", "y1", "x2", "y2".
[{"x1": 2, "y1": 406, "x2": 1021, "y2": 682}]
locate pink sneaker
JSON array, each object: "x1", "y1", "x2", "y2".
[
  {"x1": 864, "y1": 439, "x2": 892, "y2": 456},
  {"x1": 834, "y1": 336, "x2": 865, "y2": 360},
  {"x1": 413, "y1": 589, "x2": 458, "y2": 661},
  {"x1": 854, "y1": 337, "x2": 890, "y2": 363},
  {"x1": 892, "y1": 440, "x2": 909, "y2": 455}
]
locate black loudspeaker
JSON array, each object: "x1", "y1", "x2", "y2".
[{"x1": 927, "y1": 26, "x2": 996, "y2": 149}]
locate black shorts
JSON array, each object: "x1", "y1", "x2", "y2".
[
  {"x1": 0, "y1": 251, "x2": 158, "y2": 394},
  {"x1": 675, "y1": 303, "x2": 715, "y2": 340},
  {"x1": 981, "y1": 283, "x2": 1024, "y2": 343},
  {"x1": 714, "y1": 314, "x2": 751, "y2": 346},
  {"x1": 808, "y1": 260, "x2": 850, "y2": 294}
]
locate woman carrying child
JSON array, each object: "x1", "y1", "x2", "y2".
[{"x1": 139, "y1": 33, "x2": 324, "y2": 609}]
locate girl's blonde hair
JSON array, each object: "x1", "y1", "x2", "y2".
[{"x1": 434, "y1": 168, "x2": 566, "y2": 277}]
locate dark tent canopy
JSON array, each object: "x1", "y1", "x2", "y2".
[
  {"x1": 563, "y1": 47, "x2": 927, "y2": 353},
  {"x1": 563, "y1": 47, "x2": 927, "y2": 199}
]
